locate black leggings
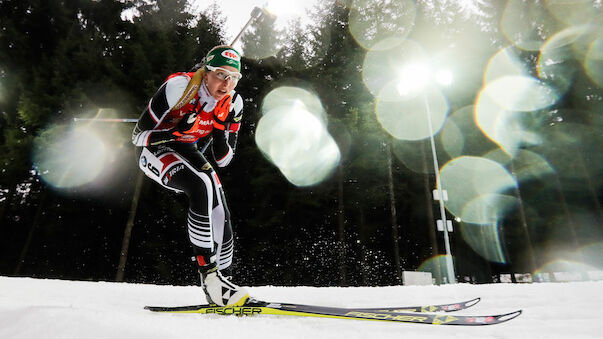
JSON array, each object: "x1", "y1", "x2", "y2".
[{"x1": 137, "y1": 143, "x2": 233, "y2": 270}]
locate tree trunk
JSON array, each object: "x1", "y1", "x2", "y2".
[
  {"x1": 509, "y1": 161, "x2": 537, "y2": 274},
  {"x1": 358, "y1": 207, "x2": 368, "y2": 285},
  {"x1": 0, "y1": 175, "x2": 16, "y2": 229},
  {"x1": 337, "y1": 164, "x2": 347, "y2": 286},
  {"x1": 577, "y1": 152, "x2": 603, "y2": 221},
  {"x1": 553, "y1": 174, "x2": 589, "y2": 280},
  {"x1": 116, "y1": 173, "x2": 144, "y2": 282},
  {"x1": 14, "y1": 188, "x2": 49, "y2": 275},
  {"x1": 386, "y1": 142, "x2": 402, "y2": 284}
]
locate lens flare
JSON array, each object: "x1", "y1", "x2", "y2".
[
  {"x1": 348, "y1": 0, "x2": 416, "y2": 50},
  {"x1": 537, "y1": 25, "x2": 593, "y2": 96},
  {"x1": 482, "y1": 75, "x2": 559, "y2": 112},
  {"x1": 545, "y1": 0, "x2": 602, "y2": 27},
  {"x1": 474, "y1": 75, "x2": 558, "y2": 156},
  {"x1": 261, "y1": 86, "x2": 326, "y2": 121},
  {"x1": 362, "y1": 38, "x2": 427, "y2": 100},
  {"x1": 434, "y1": 69, "x2": 453, "y2": 86},
  {"x1": 440, "y1": 117, "x2": 464, "y2": 159},
  {"x1": 475, "y1": 91, "x2": 537, "y2": 157},
  {"x1": 484, "y1": 47, "x2": 526, "y2": 84},
  {"x1": 33, "y1": 124, "x2": 107, "y2": 188},
  {"x1": 460, "y1": 220, "x2": 509, "y2": 263},
  {"x1": 256, "y1": 87, "x2": 340, "y2": 187},
  {"x1": 417, "y1": 255, "x2": 454, "y2": 283},
  {"x1": 439, "y1": 156, "x2": 518, "y2": 224},
  {"x1": 376, "y1": 86, "x2": 449, "y2": 141},
  {"x1": 443, "y1": 105, "x2": 499, "y2": 158},
  {"x1": 484, "y1": 149, "x2": 555, "y2": 183},
  {"x1": 501, "y1": 0, "x2": 558, "y2": 51},
  {"x1": 584, "y1": 37, "x2": 603, "y2": 87},
  {"x1": 396, "y1": 62, "x2": 432, "y2": 97}
]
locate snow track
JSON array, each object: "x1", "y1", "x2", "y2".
[{"x1": 1, "y1": 277, "x2": 601, "y2": 338}]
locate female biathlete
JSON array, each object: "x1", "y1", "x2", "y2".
[{"x1": 132, "y1": 45, "x2": 248, "y2": 307}]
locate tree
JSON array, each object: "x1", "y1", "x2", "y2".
[{"x1": 240, "y1": 11, "x2": 281, "y2": 60}]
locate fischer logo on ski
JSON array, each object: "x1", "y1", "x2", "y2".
[{"x1": 205, "y1": 307, "x2": 262, "y2": 316}]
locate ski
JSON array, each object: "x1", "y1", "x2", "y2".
[
  {"x1": 145, "y1": 297, "x2": 480, "y2": 314},
  {"x1": 144, "y1": 298, "x2": 522, "y2": 326}
]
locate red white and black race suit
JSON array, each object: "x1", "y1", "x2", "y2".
[{"x1": 132, "y1": 72, "x2": 243, "y2": 270}]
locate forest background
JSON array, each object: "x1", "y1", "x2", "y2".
[{"x1": 1, "y1": 0, "x2": 601, "y2": 287}]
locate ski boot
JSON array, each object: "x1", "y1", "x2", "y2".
[{"x1": 197, "y1": 254, "x2": 249, "y2": 307}]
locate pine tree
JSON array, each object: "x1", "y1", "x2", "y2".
[{"x1": 240, "y1": 12, "x2": 281, "y2": 60}]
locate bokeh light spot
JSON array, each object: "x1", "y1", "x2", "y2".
[
  {"x1": 485, "y1": 149, "x2": 555, "y2": 183},
  {"x1": 460, "y1": 220, "x2": 509, "y2": 263},
  {"x1": 261, "y1": 86, "x2": 325, "y2": 121},
  {"x1": 256, "y1": 87, "x2": 340, "y2": 187},
  {"x1": 537, "y1": 25, "x2": 593, "y2": 96},
  {"x1": 584, "y1": 37, "x2": 603, "y2": 87},
  {"x1": 440, "y1": 118, "x2": 464, "y2": 159},
  {"x1": 362, "y1": 38, "x2": 427, "y2": 100},
  {"x1": 376, "y1": 86, "x2": 449, "y2": 141},
  {"x1": 418, "y1": 255, "x2": 454, "y2": 283},
  {"x1": 475, "y1": 92, "x2": 534, "y2": 156},
  {"x1": 545, "y1": 0, "x2": 602, "y2": 27},
  {"x1": 475, "y1": 74, "x2": 557, "y2": 156},
  {"x1": 482, "y1": 75, "x2": 559, "y2": 112},
  {"x1": 502, "y1": 0, "x2": 558, "y2": 51},
  {"x1": 33, "y1": 125, "x2": 107, "y2": 188},
  {"x1": 484, "y1": 47, "x2": 526, "y2": 84},
  {"x1": 439, "y1": 156, "x2": 517, "y2": 224}
]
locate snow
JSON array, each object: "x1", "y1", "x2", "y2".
[{"x1": 1, "y1": 277, "x2": 602, "y2": 339}]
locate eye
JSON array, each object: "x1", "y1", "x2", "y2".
[{"x1": 215, "y1": 71, "x2": 229, "y2": 80}]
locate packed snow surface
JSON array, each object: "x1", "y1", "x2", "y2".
[{"x1": 1, "y1": 277, "x2": 602, "y2": 338}]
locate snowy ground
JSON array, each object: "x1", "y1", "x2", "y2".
[{"x1": 1, "y1": 277, "x2": 602, "y2": 339}]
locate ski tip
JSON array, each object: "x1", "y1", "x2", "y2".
[
  {"x1": 496, "y1": 309, "x2": 522, "y2": 323},
  {"x1": 466, "y1": 297, "x2": 481, "y2": 307}
]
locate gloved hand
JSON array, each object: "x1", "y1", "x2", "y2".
[{"x1": 173, "y1": 111, "x2": 201, "y2": 135}]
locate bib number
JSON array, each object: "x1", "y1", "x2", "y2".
[{"x1": 139, "y1": 148, "x2": 163, "y2": 180}]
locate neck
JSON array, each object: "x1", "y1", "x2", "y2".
[{"x1": 198, "y1": 80, "x2": 218, "y2": 111}]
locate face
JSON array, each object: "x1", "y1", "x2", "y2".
[{"x1": 204, "y1": 65, "x2": 240, "y2": 100}]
